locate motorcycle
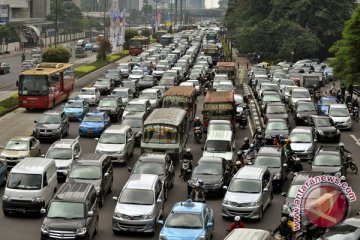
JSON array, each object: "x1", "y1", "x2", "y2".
[
  {"x1": 194, "y1": 126, "x2": 203, "y2": 144},
  {"x1": 353, "y1": 107, "x2": 359, "y2": 122},
  {"x1": 239, "y1": 113, "x2": 248, "y2": 129},
  {"x1": 181, "y1": 159, "x2": 192, "y2": 182},
  {"x1": 347, "y1": 102, "x2": 353, "y2": 115},
  {"x1": 243, "y1": 149, "x2": 256, "y2": 165},
  {"x1": 344, "y1": 154, "x2": 358, "y2": 174},
  {"x1": 203, "y1": 88, "x2": 208, "y2": 96},
  {"x1": 295, "y1": 223, "x2": 326, "y2": 240}
]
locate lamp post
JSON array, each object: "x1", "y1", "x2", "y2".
[
  {"x1": 103, "y1": 0, "x2": 107, "y2": 37},
  {"x1": 291, "y1": 51, "x2": 294, "y2": 63},
  {"x1": 54, "y1": 0, "x2": 58, "y2": 47},
  {"x1": 154, "y1": 0, "x2": 162, "y2": 32}
]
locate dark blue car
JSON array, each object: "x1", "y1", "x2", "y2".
[
  {"x1": 79, "y1": 112, "x2": 111, "y2": 137},
  {"x1": 63, "y1": 98, "x2": 90, "y2": 121}
]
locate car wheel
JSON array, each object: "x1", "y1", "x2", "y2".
[
  {"x1": 258, "y1": 207, "x2": 263, "y2": 221},
  {"x1": 99, "y1": 192, "x2": 105, "y2": 207},
  {"x1": 113, "y1": 229, "x2": 120, "y2": 235},
  {"x1": 65, "y1": 125, "x2": 69, "y2": 136},
  {"x1": 164, "y1": 188, "x2": 168, "y2": 201}
]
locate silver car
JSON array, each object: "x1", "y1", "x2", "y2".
[
  {"x1": 222, "y1": 165, "x2": 272, "y2": 220},
  {"x1": 78, "y1": 87, "x2": 101, "y2": 105},
  {"x1": 289, "y1": 126, "x2": 316, "y2": 161},
  {"x1": 112, "y1": 174, "x2": 164, "y2": 233}
]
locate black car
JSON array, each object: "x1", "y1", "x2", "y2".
[
  {"x1": 188, "y1": 157, "x2": 232, "y2": 197},
  {"x1": 306, "y1": 115, "x2": 341, "y2": 142},
  {"x1": 41, "y1": 183, "x2": 99, "y2": 240},
  {"x1": 33, "y1": 111, "x2": 69, "y2": 141},
  {"x1": 253, "y1": 146, "x2": 288, "y2": 192},
  {"x1": 139, "y1": 75, "x2": 157, "y2": 90},
  {"x1": 97, "y1": 96, "x2": 124, "y2": 122},
  {"x1": 293, "y1": 101, "x2": 317, "y2": 125},
  {"x1": 263, "y1": 102, "x2": 288, "y2": 124},
  {"x1": 264, "y1": 119, "x2": 290, "y2": 145},
  {"x1": 311, "y1": 144, "x2": 346, "y2": 178},
  {"x1": 121, "y1": 112, "x2": 146, "y2": 146},
  {"x1": 128, "y1": 153, "x2": 175, "y2": 200}
]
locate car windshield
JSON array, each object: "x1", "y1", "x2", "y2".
[
  {"x1": 46, "y1": 148, "x2": 72, "y2": 160},
  {"x1": 262, "y1": 85, "x2": 278, "y2": 91},
  {"x1": 287, "y1": 184, "x2": 301, "y2": 198},
  {"x1": 314, "y1": 118, "x2": 332, "y2": 127},
  {"x1": 274, "y1": 73, "x2": 287, "y2": 78},
  {"x1": 125, "y1": 104, "x2": 145, "y2": 112},
  {"x1": 254, "y1": 156, "x2": 281, "y2": 168},
  {"x1": 156, "y1": 66, "x2": 167, "y2": 71},
  {"x1": 132, "y1": 162, "x2": 165, "y2": 175},
  {"x1": 139, "y1": 92, "x2": 157, "y2": 99},
  {"x1": 293, "y1": 91, "x2": 311, "y2": 98},
  {"x1": 313, "y1": 154, "x2": 340, "y2": 166},
  {"x1": 321, "y1": 98, "x2": 337, "y2": 105},
  {"x1": 68, "y1": 165, "x2": 101, "y2": 180},
  {"x1": 143, "y1": 76, "x2": 154, "y2": 81},
  {"x1": 194, "y1": 162, "x2": 222, "y2": 175},
  {"x1": 122, "y1": 119, "x2": 142, "y2": 128},
  {"x1": 330, "y1": 107, "x2": 349, "y2": 117},
  {"x1": 112, "y1": 90, "x2": 128, "y2": 97},
  {"x1": 38, "y1": 114, "x2": 61, "y2": 124},
  {"x1": 297, "y1": 103, "x2": 316, "y2": 112},
  {"x1": 263, "y1": 94, "x2": 281, "y2": 102},
  {"x1": 267, "y1": 105, "x2": 286, "y2": 114},
  {"x1": 106, "y1": 70, "x2": 118, "y2": 75},
  {"x1": 65, "y1": 101, "x2": 82, "y2": 108},
  {"x1": 80, "y1": 89, "x2": 95, "y2": 95},
  {"x1": 96, "y1": 79, "x2": 110, "y2": 85},
  {"x1": 119, "y1": 189, "x2": 154, "y2": 205},
  {"x1": 266, "y1": 121, "x2": 287, "y2": 131},
  {"x1": 99, "y1": 132, "x2": 125, "y2": 144},
  {"x1": 83, "y1": 115, "x2": 103, "y2": 122},
  {"x1": 218, "y1": 83, "x2": 233, "y2": 90},
  {"x1": 7, "y1": 173, "x2": 42, "y2": 190},
  {"x1": 165, "y1": 212, "x2": 203, "y2": 229},
  {"x1": 228, "y1": 179, "x2": 261, "y2": 193},
  {"x1": 5, "y1": 140, "x2": 29, "y2": 151},
  {"x1": 290, "y1": 132, "x2": 312, "y2": 143},
  {"x1": 205, "y1": 140, "x2": 231, "y2": 152},
  {"x1": 99, "y1": 99, "x2": 117, "y2": 107},
  {"x1": 47, "y1": 202, "x2": 84, "y2": 219}
]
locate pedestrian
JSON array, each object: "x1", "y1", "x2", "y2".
[
  {"x1": 21, "y1": 53, "x2": 25, "y2": 63},
  {"x1": 348, "y1": 84, "x2": 354, "y2": 100}
]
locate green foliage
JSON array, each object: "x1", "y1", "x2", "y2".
[
  {"x1": 41, "y1": 47, "x2": 71, "y2": 63},
  {"x1": 0, "y1": 93, "x2": 18, "y2": 116},
  {"x1": 124, "y1": 29, "x2": 139, "y2": 50},
  {"x1": 330, "y1": 6, "x2": 360, "y2": 85},
  {"x1": 0, "y1": 25, "x2": 20, "y2": 43},
  {"x1": 142, "y1": 28, "x2": 152, "y2": 38},
  {"x1": 96, "y1": 37, "x2": 112, "y2": 61},
  {"x1": 225, "y1": 0, "x2": 355, "y2": 61}
]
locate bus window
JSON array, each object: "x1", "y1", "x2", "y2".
[{"x1": 19, "y1": 75, "x2": 48, "y2": 96}]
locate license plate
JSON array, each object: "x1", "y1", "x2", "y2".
[
  {"x1": 128, "y1": 227, "x2": 136, "y2": 232},
  {"x1": 15, "y1": 208, "x2": 25, "y2": 213}
]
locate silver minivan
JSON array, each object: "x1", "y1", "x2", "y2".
[
  {"x1": 112, "y1": 174, "x2": 164, "y2": 233},
  {"x1": 222, "y1": 165, "x2": 273, "y2": 220}
]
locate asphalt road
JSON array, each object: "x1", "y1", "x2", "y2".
[
  {"x1": 0, "y1": 61, "x2": 360, "y2": 240},
  {"x1": 0, "y1": 42, "x2": 97, "y2": 90}
]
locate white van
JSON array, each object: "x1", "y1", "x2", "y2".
[
  {"x1": 202, "y1": 130, "x2": 235, "y2": 163},
  {"x1": 2, "y1": 157, "x2": 58, "y2": 216},
  {"x1": 225, "y1": 228, "x2": 275, "y2": 240}
]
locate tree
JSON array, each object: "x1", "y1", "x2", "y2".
[
  {"x1": 41, "y1": 47, "x2": 71, "y2": 63},
  {"x1": 330, "y1": 6, "x2": 360, "y2": 85},
  {"x1": 0, "y1": 25, "x2": 20, "y2": 43},
  {"x1": 96, "y1": 36, "x2": 112, "y2": 61},
  {"x1": 124, "y1": 29, "x2": 139, "y2": 50}
]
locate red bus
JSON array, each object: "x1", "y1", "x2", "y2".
[
  {"x1": 18, "y1": 63, "x2": 75, "y2": 110},
  {"x1": 129, "y1": 36, "x2": 149, "y2": 56}
]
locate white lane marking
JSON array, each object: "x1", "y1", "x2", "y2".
[
  {"x1": 350, "y1": 134, "x2": 360, "y2": 146},
  {"x1": 248, "y1": 115, "x2": 254, "y2": 137}
]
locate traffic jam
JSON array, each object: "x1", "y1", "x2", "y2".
[{"x1": 0, "y1": 25, "x2": 359, "y2": 240}]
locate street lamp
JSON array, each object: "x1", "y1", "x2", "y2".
[
  {"x1": 55, "y1": 0, "x2": 58, "y2": 47},
  {"x1": 154, "y1": 0, "x2": 162, "y2": 31}
]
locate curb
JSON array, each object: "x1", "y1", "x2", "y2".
[{"x1": 242, "y1": 83, "x2": 264, "y2": 130}]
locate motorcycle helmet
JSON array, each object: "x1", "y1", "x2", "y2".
[
  {"x1": 244, "y1": 137, "x2": 249, "y2": 143},
  {"x1": 235, "y1": 161, "x2": 241, "y2": 166},
  {"x1": 234, "y1": 216, "x2": 241, "y2": 222},
  {"x1": 281, "y1": 216, "x2": 288, "y2": 223},
  {"x1": 339, "y1": 142, "x2": 344, "y2": 147},
  {"x1": 250, "y1": 144, "x2": 254, "y2": 149},
  {"x1": 256, "y1": 128, "x2": 262, "y2": 133},
  {"x1": 279, "y1": 134, "x2": 284, "y2": 139},
  {"x1": 286, "y1": 139, "x2": 291, "y2": 144},
  {"x1": 198, "y1": 179, "x2": 204, "y2": 186},
  {"x1": 186, "y1": 148, "x2": 192, "y2": 153}
]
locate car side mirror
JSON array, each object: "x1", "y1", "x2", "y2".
[
  {"x1": 158, "y1": 220, "x2": 164, "y2": 225},
  {"x1": 40, "y1": 208, "x2": 46, "y2": 214},
  {"x1": 281, "y1": 192, "x2": 286, "y2": 197},
  {"x1": 104, "y1": 172, "x2": 109, "y2": 177},
  {"x1": 87, "y1": 211, "x2": 94, "y2": 217},
  {"x1": 263, "y1": 187, "x2": 268, "y2": 192},
  {"x1": 206, "y1": 222, "x2": 214, "y2": 228},
  {"x1": 112, "y1": 196, "x2": 118, "y2": 201}
]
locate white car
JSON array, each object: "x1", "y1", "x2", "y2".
[
  {"x1": 138, "y1": 88, "x2": 162, "y2": 108},
  {"x1": 329, "y1": 104, "x2": 352, "y2": 130},
  {"x1": 78, "y1": 87, "x2": 101, "y2": 105},
  {"x1": 317, "y1": 217, "x2": 360, "y2": 240},
  {"x1": 217, "y1": 80, "x2": 235, "y2": 92}
]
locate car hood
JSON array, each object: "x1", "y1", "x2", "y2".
[
  {"x1": 292, "y1": 98, "x2": 311, "y2": 104},
  {"x1": 98, "y1": 106, "x2": 116, "y2": 111},
  {"x1": 225, "y1": 191, "x2": 261, "y2": 203},
  {"x1": 64, "y1": 108, "x2": 83, "y2": 113},
  {"x1": 67, "y1": 178, "x2": 101, "y2": 189},
  {"x1": 191, "y1": 174, "x2": 222, "y2": 185},
  {"x1": 330, "y1": 116, "x2": 351, "y2": 122},
  {"x1": 80, "y1": 121, "x2": 103, "y2": 128},
  {"x1": 36, "y1": 123, "x2": 60, "y2": 129},
  {"x1": 153, "y1": 70, "x2": 165, "y2": 74},
  {"x1": 139, "y1": 80, "x2": 153, "y2": 86},
  {"x1": 311, "y1": 165, "x2": 341, "y2": 174},
  {"x1": 202, "y1": 151, "x2": 233, "y2": 161},
  {"x1": 317, "y1": 126, "x2": 337, "y2": 133},
  {"x1": 54, "y1": 159, "x2": 73, "y2": 168},
  {"x1": 0, "y1": 150, "x2": 29, "y2": 158},
  {"x1": 160, "y1": 228, "x2": 204, "y2": 240},
  {"x1": 43, "y1": 218, "x2": 86, "y2": 230},
  {"x1": 96, "y1": 143, "x2": 125, "y2": 152},
  {"x1": 265, "y1": 129, "x2": 289, "y2": 138},
  {"x1": 266, "y1": 113, "x2": 288, "y2": 120},
  {"x1": 291, "y1": 143, "x2": 312, "y2": 151},
  {"x1": 115, "y1": 203, "x2": 153, "y2": 216}
]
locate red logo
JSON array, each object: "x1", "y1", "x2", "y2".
[{"x1": 303, "y1": 185, "x2": 348, "y2": 228}]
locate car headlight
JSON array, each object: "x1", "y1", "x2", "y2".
[
  {"x1": 41, "y1": 224, "x2": 49, "y2": 234},
  {"x1": 2, "y1": 195, "x2": 10, "y2": 201},
  {"x1": 273, "y1": 173, "x2": 281, "y2": 180},
  {"x1": 76, "y1": 227, "x2": 87, "y2": 236},
  {"x1": 296, "y1": 113, "x2": 301, "y2": 118},
  {"x1": 159, "y1": 234, "x2": 167, "y2": 240},
  {"x1": 213, "y1": 182, "x2": 223, "y2": 188},
  {"x1": 142, "y1": 212, "x2": 153, "y2": 220},
  {"x1": 335, "y1": 172, "x2": 341, "y2": 178},
  {"x1": 32, "y1": 197, "x2": 43, "y2": 202},
  {"x1": 249, "y1": 201, "x2": 259, "y2": 207},
  {"x1": 318, "y1": 130, "x2": 324, "y2": 135},
  {"x1": 222, "y1": 200, "x2": 230, "y2": 205},
  {"x1": 346, "y1": 118, "x2": 351, "y2": 123},
  {"x1": 113, "y1": 211, "x2": 121, "y2": 218},
  {"x1": 95, "y1": 187, "x2": 101, "y2": 194}
]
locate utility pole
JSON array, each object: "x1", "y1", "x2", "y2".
[
  {"x1": 128, "y1": 0, "x2": 131, "y2": 29},
  {"x1": 174, "y1": 0, "x2": 177, "y2": 29},
  {"x1": 103, "y1": 0, "x2": 107, "y2": 37},
  {"x1": 154, "y1": 0, "x2": 161, "y2": 32},
  {"x1": 54, "y1": 0, "x2": 58, "y2": 47},
  {"x1": 180, "y1": 0, "x2": 182, "y2": 26}
]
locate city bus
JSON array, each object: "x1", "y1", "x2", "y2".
[
  {"x1": 155, "y1": 29, "x2": 167, "y2": 42},
  {"x1": 160, "y1": 34, "x2": 174, "y2": 47},
  {"x1": 141, "y1": 108, "x2": 188, "y2": 163},
  {"x1": 18, "y1": 63, "x2": 75, "y2": 110},
  {"x1": 202, "y1": 91, "x2": 235, "y2": 131},
  {"x1": 162, "y1": 86, "x2": 197, "y2": 120},
  {"x1": 129, "y1": 36, "x2": 149, "y2": 56}
]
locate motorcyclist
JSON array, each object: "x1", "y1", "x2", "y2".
[
  {"x1": 253, "y1": 127, "x2": 262, "y2": 139},
  {"x1": 190, "y1": 182, "x2": 205, "y2": 202},
  {"x1": 283, "y1": 138, "x2": 293, "y2": 160},
  {"x1": 193, "y1": 117, "x2": 203, "y2": 128},
  {"x1": 228, "y1": 216, "x2": 245, "y2": 232},
  {"x1": 274, "y1": 217, "x2": 293, "y2": 240},
  {"x1": 274, "y1": 134, "x2": 285, "y2": 147},
  {"x1": 339, "y1": 142, "x2": 351, "y2": 161},
  {"x1": 241, "y1": 137, "x2": 250, "y2": 151},
  {"x1": 180, "y1": 148, "x2": 193, "y2": 177},
  {"x1": 292, "y1": 157, "x2": 303, "y2": 173},
  {"x1": 245, "y1": 144, "x2": 257, "y2": 163},
  {"x1": 353, "y1": 97, "x2": 359, "y2": 109}
]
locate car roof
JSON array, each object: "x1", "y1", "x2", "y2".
[
  {"x1": 224, "y1": 228, "x2": 271, "y2": 240},
  {"x1": 125, "y1": 174, "x2": 158, "y2": 190},
  {"x1": 86, "y1": 111, "x2": 105, "y2": 117},
  {"x1": 103, "y1": 125, "x2": 129, "y2": 134},
  {"x1": 11, "y1": 157, "x2": 55, "y2": 174},
  {"x1": 81, "y1": 87, "x2": 96, "y2": 90},
  {"x1": 139, "y1": 153, "x2": 168, "y2": 163},
  {"x1": 172, "y1": 200, "x2": 205, "y2": 213},
  {"x1": 316, "y1": 144, "x2": 341, "y2": 154},
  {"x1": 128, "y1": 99, "x2": 149, "y2": 104},
  {"x1": 292, "y1": 171, "x2": 324, "y2": 185},
  {"x1": 113, "y1": 87, "x2": 130, "y2": 92},
  {"x1": 234, "y1": 166, "x2": 268, "y2": 180},
  {"x1": 329, "y1": 103, "x2": 347, "y2": 108},
  {"x1": 291, "y1": 126, "x2": 312, "y2": 133},
  {"x1": 257, "y1": 146, "x2": 282, "y2": 156},
  {"x1": 122, "y1": 112, "x2": 145, "y2": 119},
  {"x1": 50, "y1": 139, "x2": 78, "y2": 149},
  {"x1": 209, "y1": 120, "x2": 231, "y2": 125},
  {"x1": 198, "y1": 157, "x2": 225, "y2": 164},
  {"x1": 55, "y1": 182, "x2": 93, "y2": 202}
]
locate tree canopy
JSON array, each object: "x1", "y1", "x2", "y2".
[
  {"x1": 330, "y1": 6, "x2": 360, "y2": 86},
  {"x1": 225, "y1": 0, "x2": 355, "y2": 61},
  {"x1": 41, "y1": 47, "x2": 71, "y2": 63}
]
